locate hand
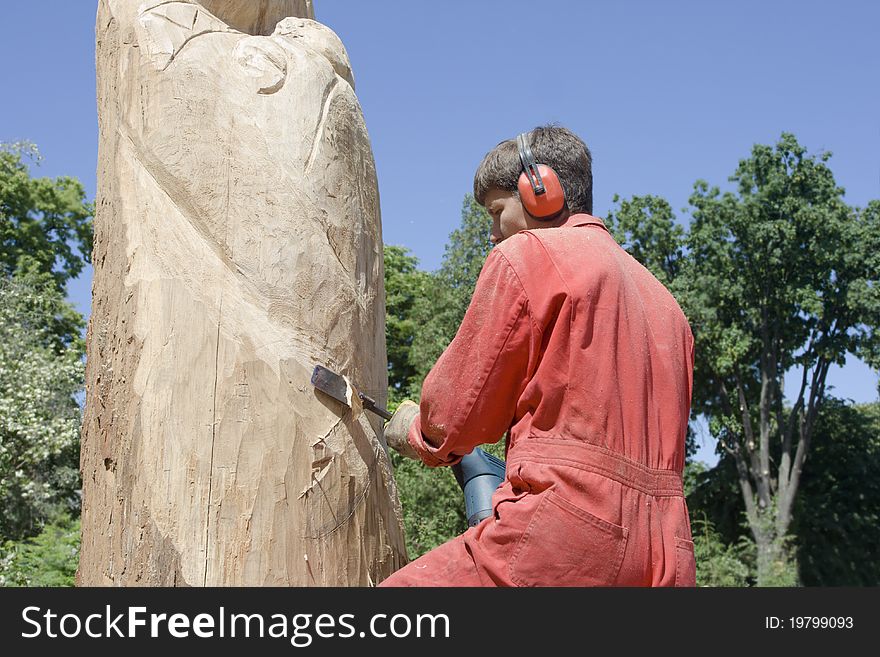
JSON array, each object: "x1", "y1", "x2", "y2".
[{"x1": 384, "y1": 400, "x2": 420, "y2": 460}]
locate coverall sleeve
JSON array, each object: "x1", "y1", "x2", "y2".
[{"x1": 406, "y1": 248, "x2": 535, "y2": 467}]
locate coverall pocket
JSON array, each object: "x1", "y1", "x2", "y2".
[
  {"x1": 673, "y1": 536, "x2": 696, "y2": 587},
  {"x1": 509, "y1": 489, "x2": 629, "y2": 587}
]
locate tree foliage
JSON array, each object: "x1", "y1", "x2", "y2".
[
  {"x1": 607, "y1": 133, "x2": 879, "y2": 584},
  {"x1": 384, "y1": 246, "x2": 431, "y2": 406},
  {"x1": 0, "y1": 513, "x2": 80, "y2": 587},
  {"x1": 793, "y1": 400, "x2": 880, "y2": 585},
  {"x1": 0, "y1": 274, "x2": 84, "y2": 541},
  {"x1": 408, "y1": 195, "x2": 493, "y2": 394},
  {"x1": 0, "y1": 143, "x2": 89, "y2": 549},
  {"x1": 691, "y1": 516, "x2": 753, "y2": 587},
  {"x1": 607, "y1": 194, "x2": 683, "y2": 287},
  {"x1": 1, "y1": 143, "x2": 93, "y2": 293}
]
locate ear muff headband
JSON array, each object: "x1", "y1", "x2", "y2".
[{"x1": 516, "y1": 133, "x2": 565, "y2": 220}]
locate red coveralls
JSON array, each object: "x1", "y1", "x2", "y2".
[{"x1": 380, "y1": 214, "x2": 696, "y2": 587}]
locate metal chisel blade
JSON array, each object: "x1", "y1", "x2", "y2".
[
  {"x1": 311, "y1": 364, "x2": 353, "y2": 408},
  {"x1": 310, "y1": 364, "x2": 393, "y2": 421}
]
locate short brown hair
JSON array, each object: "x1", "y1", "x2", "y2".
[{"x1": 473, "y1": 125, "x2": 593, "y2": 215}]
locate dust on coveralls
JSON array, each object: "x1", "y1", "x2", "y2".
[{"x1": 379, "y1": 214, "x2": 696, "y2": 587}]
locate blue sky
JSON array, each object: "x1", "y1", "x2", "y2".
[{"x1": 1, "y1": 1, "x2": 878, "y2": 465}]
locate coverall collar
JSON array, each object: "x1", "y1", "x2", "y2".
[{"x1": 560, "y1": 213, "x2": 609, "y2": 232}]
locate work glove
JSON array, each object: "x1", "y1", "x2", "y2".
[{"x1": 384, "y1": 400, "x2": 420, "y2": 460}]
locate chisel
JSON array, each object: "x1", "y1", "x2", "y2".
[{"x1": 310, "y1": 364, "x2": 392, "y2": 420}]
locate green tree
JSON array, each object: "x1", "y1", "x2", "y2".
[
  {"x1": 0, "y1": 513, "x2": 80, "y2": 587},
  {"x1": 608, "y1": 133, "x2": 880, "y2": 584},
  {"x1": 384, "y1": 245, "x2": 431, "y2": 406},
  {"x1": 0, "y1": 274, "x2": 84, "y2": 540},
  {"x1": 793, "y1": 400, "x2": 880, "y2": 586},
  {"x1": 1, "y1": 143, "x2": 93, "y2": 293},
  {"x1": 409, "y1": 195, "x2": 493, "y2": 393},
  {"x1": 607, "y1": 194, "x2": 683, "y2": 287},
  {"x1": 0, "y1": 142, "x2": 89, "y2": 584}
]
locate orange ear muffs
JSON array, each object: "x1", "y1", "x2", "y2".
[{"x1": 517, "y1": 133, "x2": 565, "y2": 220}]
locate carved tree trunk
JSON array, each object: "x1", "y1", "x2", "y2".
[{"x1": 78, "y1": 0, "x2": 407, "y2": 586}]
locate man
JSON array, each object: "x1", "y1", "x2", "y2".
[{"x1": 381, "y1": 125, "x2": 696, "y2": 587}]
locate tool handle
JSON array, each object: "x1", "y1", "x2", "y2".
[{"x1": 358, "y1": 393, "x2": 393, "y2": 421}]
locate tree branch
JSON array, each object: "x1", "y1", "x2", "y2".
[
  {"x1": 779, "y1": 332, "x2": 815, "y2": 502},
  {"x1": 734, "y1": 371, "x2": 770, "y2": 508},
  {"x1": 733, "y1": 444, "x2": 763, "y2": 543},
  {"x1": 772, "y1": 337, "x2": 787, "y2": 496},
  {"x1": 717, "y1": 376, "x2": 763, "y2": 539},
  {"x1": 777, "y1": 355, "x2": 829, "y2": 535},
  {"x1": 717, "y1": 379, "x2": 746, "y2": 457},
  {"x1": 758, "y1": 313, "x2": 775, "y2": 498}
]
